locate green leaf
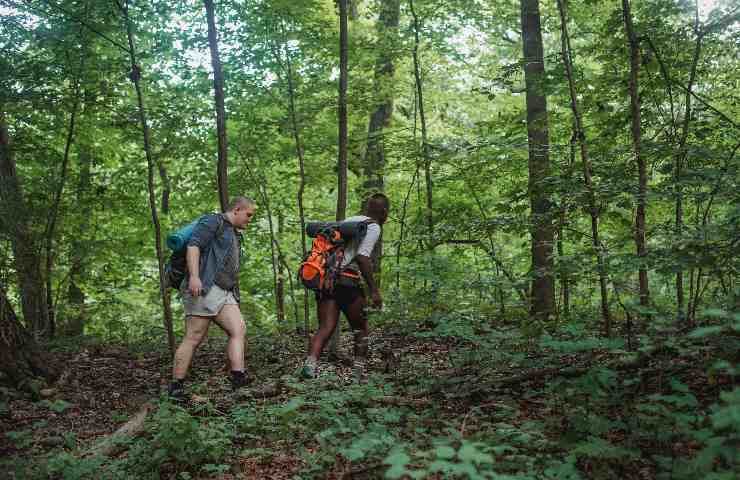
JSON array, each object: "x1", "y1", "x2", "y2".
[
  {"x1": 688, "y1": 326, "x2": 724, "y2": 338},
  {"x1": 458, "y1": 441, "x2": 494, "y2": 465},
  {"x1": 434, "y1": 445, "x2": 456, "y2": 459}
]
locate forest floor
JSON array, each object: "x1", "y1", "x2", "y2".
[{"x1": 0, "y1": 319, "x2": 737, "y2": 479}]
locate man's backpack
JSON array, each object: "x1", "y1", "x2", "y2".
[
  {"x1": 163, "y1": 214, "x2": 224, "y2": 290},
  {"x1": 298, "y1": 220, "x2": 373, "y2": 293}
]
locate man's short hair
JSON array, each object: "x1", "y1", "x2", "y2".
[
  {"x1": 228, "y1": 196, "x2": 256, "y2": 211},
  {"x1": 365, "y1": 192, "x2": 390, "y2": 216}
]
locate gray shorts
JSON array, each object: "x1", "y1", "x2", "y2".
[{"x1": 181, "y1": 284, "x2": 238, "y2": 317}]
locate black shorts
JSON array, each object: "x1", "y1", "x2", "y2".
[{"x1": 315, "y1": 285, "x2": 365, "y2": 310}]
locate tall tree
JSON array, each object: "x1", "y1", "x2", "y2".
[
  {"x1": 409, "y1": 0, "x2": 432, "y2": 245},
  {"x1": 43, "y1": 53, "x2": 84, "y2": 338},
  {"x1": 204, "y1": 0, "x2": 229, "y2": 212},
  {"x1": 336, "y1": 0, "x2": 349, "y2": 222},
  {"x1": 330, "y1": 0, "x2": 350, "y2": 357},
  {"x1": 0, "y1": 110, "x2": 49, "y2": 337},
  {"x1": 520, "y1": 0, "x2": 555, "y2": 320},
  {"x1": 361, "y1": 0, "x2": 400, "y2": 201},
  {"x1": 622, "y1": 0, "x2": 650, "y2": 313},
  {"x1": 361, "y1": 0, "x2": 400, "y2": 281},
  {"x1": 271, "y1": 21, "x2": 310, "y2": 339},
  {"x1": 120, "y1": 0, "x2": 175, "y2": 353},
  {"x1": 555, "y1": 0, "x2": 611, "y2": 333},
  {"x1": 675, "y1": 2, "x2": 703, "y2": 322},
  {"x1": 65, "y1": 144, "x2": 92, "y2": 336}
]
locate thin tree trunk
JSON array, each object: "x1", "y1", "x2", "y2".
[
  {"x1": 336, "y1": 0, "x2": 349, "y2": 223},
  {"x1": 121, "y1": 1, "x2": 174, "y2": 353},
  {"x1": 277, "y1": 211, "x2": 286, "y2": 324},
  {"x1": 254, "y1": 174, "x2": 280, "y2": 322},
  {"x1": 556, "y1": 0, "x2": 610, "y2": 332},
  {"x1": 622, "y1": 0, "x2": 650, "y2": 317},
  {"x1": 278, "y1": 24, "x2": 310, "y2": 340},
  {"x1": 557, "y1": 215, "x2": 569, "y2": 319},
  {"x1": 396, "y1": 167, "x2": 419, "y2": 291},
  {"x1": 65, "y1": 128, "x2": 93, "y2": 336},
  {"x1": 330, "y1": 0, "x2": 351, "y2": 357},
  {"x1": 0, "y1": 111, "x2": 49, "y2": 338},
  {"x1": 521, "y1": 0, "x2": 555, "y2": 321},
  {"x1": 675, "y1": 3, "x2": 703, "y2": 322},
  {"x1": 466, "y1": 180, "x2": 528, "y2": 304},
  {"x1": 409, "y1": 0, "x2": 432, "y2": 245},
  {"x1": 156, "y1": 155, "x2": 171, "y2": 215},
  {"x1": 204, "y1": 0, "x2": 229, "y2": 212},
  {"x1": 44, "y1": 58, "x2": 84, "y2": 338}
]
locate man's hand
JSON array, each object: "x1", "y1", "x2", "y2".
[
  {"x1": 189, "y1": 276, "x2": 203, "y2": 297},
  {"x1": 370, "y1": 289, "x2": 383, "y2": 309}
]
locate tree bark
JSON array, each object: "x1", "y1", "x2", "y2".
[
  {"x1": 0, "y1": 111, "x2": 50, "y2": 338},
  {"x1": 44, "y1": 58, "x2": 84, "y2": 338},
  {"x1": 336, "y1": 0, "x2": 349, "y2": 223},
  {"x1": 204, "y1": 0, "x2": 229, "y2": 212},
  {"x1": 0, "y1": 284, "x2": 57, "y2": 389},
  {"x1": 277, "y1": 24, "x2": 310, "y2": 340},
  {"x1": 361, "y1": 0, "x2": 399, "y2": 284},
  {"x1": 277, "y1": 211, "x2": 286, "y2": 324},
  {"x1": 675, "y1": 3, "x2": 703, "y2": 322},
  {"x1": 521, "y1": 0, "x2": 555, "y2": 321},
  {"x1": 556, "y1": 0, "x2": 610, "y2": 333},
  {"x1": 361, "y1": 0, "x2": 400, "y2": 201},
  {"x1": 121, "y1": 1, "x2": 175, "y2": 353},
  {"x1": 65, "y1": 143, "x2": 92, "y2": 336},
  {"x1": 409, "y1": 0, "x2": 432, "y2": 245},
  {"x1": 330, "y1": 0, "x2": 350, "y2": 358},
  {"x1": 622, "y1": 0, "x2": 650, "y2": 315}
]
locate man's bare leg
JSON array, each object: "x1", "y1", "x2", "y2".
[
  {"x1": 309, "y1": 299, "x2": 341, "y2": 360},
  {"x1": 213, "y1": 304, "x2": 247, "y2": 372},
  {"x1": 343, "y1": 296, "x2": 368, "y2": 358},
  {"x1": 300, "y1": 300, "x2": 341, "y2": 378},
  {"x1": 343, "y1": 295, "x2": 369, "y2": 381},
  {"x1": 172, "y1": 315, "x2": 211, "y2": 380}
]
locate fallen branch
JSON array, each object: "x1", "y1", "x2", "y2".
[{"x1": 86, "y1": 401, "x2": 153, "y2": 457}]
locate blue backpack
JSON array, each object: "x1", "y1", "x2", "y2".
[{"x1": 164, "y1": 214, "x2": 224, "y2": 290}]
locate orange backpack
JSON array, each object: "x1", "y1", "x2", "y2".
[{"x1": 298, "y1": 220, "x2": 371, "y2": 293}]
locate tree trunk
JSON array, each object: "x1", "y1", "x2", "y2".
[
  {"x1": 336, "y1": 0, "x2": 349, "y2": 223},
  {"x1": 121, "y1": 1, "x2": 175, "y2": 353},
  {"x1": 277, "y1": 211, "x2": 286, "y2": 324},
  {"x1": 278, "y1": 24, "x2": 310, "y2": 340},
  {"x1": 0, "y1": 110, "x2": 50, "y2": 338},
  {"x1": 65, "y1": 144, "x2": 92, "y2": 336},
  {"x1": 556, "y1": 0, "x2": 610, "y2": 333},
  {"x1": 44, "y1": 60, "x2": 84, "y2": 339},
  {"x1": 204, "y1": 0, "x2": 229, "y2": 212},
  {"x1": 361, "y1": 0, "x2": 399, "y2": 284},
  {"x1": 361, "y1": 0, "x2": 400, "y2": 201},
  {"x1": 0, "y1": 284, "x2": 57, "y2": 389},
  {"x1": 675, "y1": 4, "x2": 703, "y2": 322},
  {"x1": 521, "y1": 0, "x2": 555, "y2": 321},
  {"x1": 409, "y1": 0, "x2": 432, "y2": 246},
  {"x1": 330, "y1": 0, "x2": 350, "y2": 358},
  {"x1": 622, "y1": 0, "x2": 650, "y2": 315}
]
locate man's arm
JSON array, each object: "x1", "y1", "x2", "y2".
[
  {"x1": 186, "y1": 214, "x2": 220, "y2": 296},
  {"x1": 186, "y1": 246, "x2": 202, "y2": 296},
  {"x1": 356, "y1": 254, "x2": 382, "y2": 308}
]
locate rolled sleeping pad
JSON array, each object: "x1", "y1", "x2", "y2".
[
  {"x1": 306, "y1": 220, "x2": 368, "y2": 239},
  {"x1": 166, "y1": 218, "x2": 200, "y2": 252}
]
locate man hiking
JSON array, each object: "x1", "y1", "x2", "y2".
[
  {"x1": 301, "y1": 193, "x2": 390, "y2": 381},
  {"x1": 168, "y1": 196, "x2": 256, "y2": 401}
]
